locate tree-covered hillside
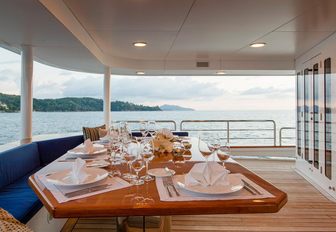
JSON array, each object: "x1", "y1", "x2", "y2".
[{"x1": 0, "y1": 93, "x2": 161, "y2": 112}]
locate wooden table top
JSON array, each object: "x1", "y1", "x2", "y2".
[{"x1": 29, "y1": 159, "x2": 287, "y2": 218}]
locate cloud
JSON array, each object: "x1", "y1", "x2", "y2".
[
  {"x1": 241, "y1": 87, "x2": 294, "y2": 96},
  {"x1": 111, "y1": 77, "x2": 223, "y2": 102},
  {"x1": 60, "y1": 76, "x2": 223, "y2": 102},
  {"x1": 62, "y1": 77, "x2": 103, "y2": 98}
]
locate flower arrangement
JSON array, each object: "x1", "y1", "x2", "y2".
[{"x1": 152, "y1": 128, "x2": 174, "y2": 158}]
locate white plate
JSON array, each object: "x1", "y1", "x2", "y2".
[
  {"x1": 67, "y1": 144, "x2": 107, "y2": 158},
  {"x1": 86, "y1": 160, "x2": 110, "y2": 168},
  {"x1": 148, "y1": 168, "x2": 176, "y2": 177},
  {"x1": 174, "y1": 173, "x2": 244, "y2": 195},
  {"x1": 46, "y1": 167, "x2": 108, "y2": 187}
]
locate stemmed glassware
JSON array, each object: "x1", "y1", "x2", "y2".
[
  {"x1": 198, "y1": 135, "x2": 213, "y2": 164},
  {"x1": 181, "y1": 139, "x2": 192, "y2": 161},
  {"x1": 131, "y1": 158, "x2": 145, "y2": 185},
  {"x1": 217, "y1": 142, "x2": 231, "y2": 170},
  {"x1": 172, "y1": 142, "x2": 185, "y2": 169},
  {"x1": 139, "y1": 121, "x2": 148, "y2": 138},
  {"x1": 140, "y1": 140, "x2": 154, "y2": 182},
  {"x1": 147, "y1": 120, "x2": 157, "y2": 137},
  {"x1": 109, "y1": 133, "x2": 122, "y2": 177},
  {"x1": 122, "y1": 142, "x2": 138, "y2": 180}
]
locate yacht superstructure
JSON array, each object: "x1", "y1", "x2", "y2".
[{"x1": 1, "y1": 0, "x2": 336, "y2": 231}]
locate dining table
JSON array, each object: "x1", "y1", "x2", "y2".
[{"x1": 28, "y1": 137, "x2": 288, "y2": 232}]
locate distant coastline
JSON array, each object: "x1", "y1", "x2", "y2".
[{"x1": 0, "y1": 93, "x2": 194, "y2": 112}]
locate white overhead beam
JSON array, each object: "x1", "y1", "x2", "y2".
[
  {"x1": 20, "y1": 45, "x2": 33, "y2": 144},
  {"x1": 103, "y1": 66, "x2": 111, "y2": 129}
]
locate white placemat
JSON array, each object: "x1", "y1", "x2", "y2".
[
  {"x1": 156, "y1": 173, "x2": 274, "y2": 202},
  {"x1": 36, "y1": 173, "x2": 131, "y2": 203}
]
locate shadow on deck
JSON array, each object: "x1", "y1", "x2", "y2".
[{"x1": 62, "y1": 159, "x2": 336, "y2": 232}]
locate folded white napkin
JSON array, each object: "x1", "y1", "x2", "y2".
[
  {"x1": 185, "y1": 162, "x2": 229, "y2": 187},
  {"x1": 83, "y1": 139, "x2": 95, "y2": 154},
  {"x1": 71, "y1": 158, "x2": 89, "y2": 184},
  {"x1": 127, "y1": 142, "x2": 143, "y2": 156}
]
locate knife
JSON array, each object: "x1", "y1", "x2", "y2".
[
  {"x1": 242, "y1": 179, "x2": 262, "y2": 195},
  {"x1": 64, "y1": 183, "x2": 113, "y2": 198}
]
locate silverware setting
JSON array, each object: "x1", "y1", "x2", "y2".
[
  {"x1": 162, "y1": 176, "x2": 180, "y2": 197},
  {"x1": 64, "y1": 183, "x2": 113, "y2": 198},
  {"x1": 242, "y1": 179, "x2": 261, "y2": 195}
]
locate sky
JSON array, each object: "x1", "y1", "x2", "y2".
[{"x1": 0, "y1": 47, "x2": 295, "y2": 111}]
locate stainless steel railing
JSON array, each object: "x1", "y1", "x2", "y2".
[
  {"x1": 279, "y1": 127, "x2": 296, "y2": 146},
  {"x1": 180, "y1": 120, "x2": 277, "y2": 146},
  {"x1": 118, "y1": 119, "x2": 295, "y2": 146},
  {"x1": 115, "y1": 120, "x2": 177, "y2": 131}
]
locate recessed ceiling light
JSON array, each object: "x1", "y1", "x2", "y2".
[
  {"x1": 249, "y1": 42, "x2": 266, "y2": 48},
  {"x1": 133, "y1": 42, "x2": 147, "y2": 47},
  {"x1": 216, "y1": 70, "x2": 226, "y2": 75},
  {"x1": 136, "y1": 71, "x2": 145, "y2": 75}
]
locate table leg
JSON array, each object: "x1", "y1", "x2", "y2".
[{"x1": 162, "y1": 216, "x2": 172, "y2": 232}]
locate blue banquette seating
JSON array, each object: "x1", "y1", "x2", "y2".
[
  {"x1": 0, "y1": 135, "x2": 84, "y2": 223},
  {"x1": 0, "y1": 131, "x2": 188, "y2": 223}
]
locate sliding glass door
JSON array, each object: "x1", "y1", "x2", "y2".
[{"x1": 324, "y1": 58, "x2": 332, "y2": 179}]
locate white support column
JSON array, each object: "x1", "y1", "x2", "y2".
[
  {"x1": 103, "y1": 66, "x2": 111, "y2": 129},
  {"x1": 20, "y1": 45, "x2": 33, "y2": 144}
]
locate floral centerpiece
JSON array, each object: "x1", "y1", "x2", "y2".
[{"x1": 152, "y1": 128, "x2": 174, "y2": 161}]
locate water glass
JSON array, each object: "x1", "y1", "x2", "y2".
[
  {"x1": 172, "y1": 142, "x2": 185, "y2": 168},
  {"x1": 131, "y1": 158, "x2": 145, "y2": 185}
]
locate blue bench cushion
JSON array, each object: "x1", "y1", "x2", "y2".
[
  {"x1": 0, "y1": 169, "x2": 42, "y2": 223},
  {"x1": 37, "y1": 135, "x2": 84, "y2": 166},
  {"x1": 0, "y1": 143, "x2": 40, "y2": 189}
]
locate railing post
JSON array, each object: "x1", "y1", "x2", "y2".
[
  {"x1": 273, "y1": 121, "x2": 277, "y2": 146},
  {"x1": 227, "y1": 121, "x2": 230, "y2": 144},
  {"x1": 279, "y1": 128, "x2": 282, "y2": 146}
]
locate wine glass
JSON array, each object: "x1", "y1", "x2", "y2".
[
  {"x1": 208, "y1": 135, "x2": 220, "y2": 162},
  {"x1": 122, "y1": 143, "x2": 138, "y2": 180},
  {"x1": 147, "y1": 121, "x2": 157, "y2": 137},
  {"x1": 172, "y1": 142, "x2": 185, "y2": 169},
  {"x1": 217, "y1": 142, "x2": 231, "y2": 170},
  {"x1": 139, "y1": 121, "x2": 148, "y2": 138},
  {"x1": 109, "y1": 135, "x2": 122, "y2": 177},
  {"x1": 140, "y1": 140, "x2": 154, "y2": 182},
  {"x1": 131, "y1": 158, "x2": 145, "y2": 185},
  {"x1": 198, "y1": 136, "x2": 212, "y2": 164}
]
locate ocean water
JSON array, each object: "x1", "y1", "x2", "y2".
[{"x1": 0, "y1": 110, "x2": 295, "y2": 146}]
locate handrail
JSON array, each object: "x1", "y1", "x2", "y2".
[
  {"x1": 180, "y1": 120, "x2": 277, "y2": 146},
  {"x1": 116, "y1": 119, "x2": 295, "y2": 146},
  {"x1": 279, "y1": 127, "x2": 295, "y2": 146},
  {"x1": 115, "y1": 120, "x2": 177, "y2": 131}
]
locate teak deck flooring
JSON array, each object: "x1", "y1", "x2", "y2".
[{"x1": 61, "y1": 159, "x2": 336, "y2": 232}]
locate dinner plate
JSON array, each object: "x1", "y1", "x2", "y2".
[
  {"x1": 86, "y1": 160, "x2": 110, "y2": 168},
  {"x1": 174, "y1": 173, "x2": 244, "y2": 195},
  {"x1": 148, "y1": 168, "x2": 176, "y2": 177},
  {"x1": 67, "y1": 144, "x2": 107, "y2": 158},
  {"x1": 46, "y1": 167, "x2": 108, "y2": 187}
]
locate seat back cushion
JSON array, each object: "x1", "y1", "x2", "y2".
[
  {"x1": 132, "y1": 131, "x2": 189, "y2": 137},
  {"x1": 37, "y1": 135, "x2": 84, "y2": 166},
  {"x1": 83, "y1": 124, "x2": 106, "y2": 141},
  {"x1": 0, "y1": 143, "x2": 40, "y2": 189}
]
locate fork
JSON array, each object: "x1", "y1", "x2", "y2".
[
  {"x1": 162, "y1": 177, "x2": 173, "y2": 197},
  {"x1": 164, "y1": 177, "x2": 180, "y2": 196}
]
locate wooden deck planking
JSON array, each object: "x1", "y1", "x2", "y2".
[{"x1": 63, "y1": 159, "x2": 336, "y2": 232}]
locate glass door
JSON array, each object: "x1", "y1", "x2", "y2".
[
  {"x1": 304, "y1": 68, "x2": 312, "y2": 163},
  {"x1": 324, "y1": 58, "x2": 332, "y2": 179},
  {"x1": 297, "y1": 72, "x2": 304, "y2": 157},
  {"x1": 313, "y1": 63, "x2": 319, "y2": 169}
]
